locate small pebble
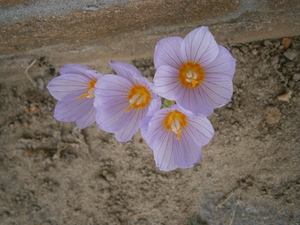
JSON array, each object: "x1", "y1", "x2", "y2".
[
  {"x1": 283, "y1": 49, "x2": 298, "y2": 60},
  {"x1": 281, "y1": 38, "x2": 292, "y2": 48},
  {"x1": 240, "y1": 46, "x2": 248, "y2": 54},
  {"x1": 264, "y1": 106, "x2": 281, "y2": 124},
  {"x1": 264, "y1": 40, "x2": 272, "y2": 46},
  {"x1": 270, "y1": 55, "x2": 279, "y2": 66},
  {"x1": 251, "y1": 49, "x2": 258, "y2": 55},
  {"x1": 288, "y1": 81, "x2": 295, "y2": 88},
  {"x1": 292, "y1": 73, "x2": 300, "y2": 82},
  {"x1": 285, "y1": 62, "x2": 295, "y2": 68},
  {"x1": 37, "y1": 78, "x2": 44, "y2": 90},
  {"x1": 277, "y1": 90, "x2": 292, "y2": 102}
]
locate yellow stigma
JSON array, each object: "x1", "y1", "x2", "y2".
[
  {"x1": 179, "y1": 62, "x2": 204, "y2": 88},
  {"x1": 78, "y1": 79, "x2": 98, "y2": 99},
  {"x1": 164, "y1": 110, "x2": 187, "y2": 140},
  {"x1": 125, "y1": 85, "x2": 151, "y2": 112}
]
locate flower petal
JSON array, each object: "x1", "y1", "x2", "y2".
[
  {"x1": 172, "y1": 133, "x2": 202, "y2": 169},
  {"x1": 198, "y1": 75, "x2": 233, "y2": 109},
  {"x1": 94, "y1": 74, "x2": 155, "y2": 141},
  {"x1": 47, "y1": 74, "x2": 90, "y2": 100},
  {"x1": 146, "y1": 96, "x2": 162, "y2": 117},
  {"x1": 140, "y1": 116, "x2": 152, "y2": 138},
  {"x1": 95, "y1": 100, "x2": 130, "y2": 133},
  {"x1": 54, "y1": 94, "x2": 95, "y2": 129},
  {"x1": 115, "y1": 109, "x2": 144, "y2": 142},
  {"x1": 181, "y1": 26, "x2": 219, "y2": 66},
  {"x1": 94, "y1": 75, "x2": 132, "y2": 132},
  {"x1": 154, "y1": 36, "x2": 183, "y2": 69},
  {"x1": 94, "y1": 75, "x2": 131, "y2": 106},
  {"x1": 143, "y1": 109, "x2": 178, "y2": 171},
  {"x1": 176, "y1": 88, "x2": 214, "y2": 116},
  {"x1": 185, "y1": 117, "x2": 214, "y2": 146},
  {"x1": 76, "y1": 100, "x2": 96, "y2": 129},
  {"x1": 109, "y1": 61, "x2": 142, "y2": 78},
  {"x1": 205, "y1": 45, "x2": 236, "y2": 79},
  {"x1": 153, "y1": 65, "x2": 182, "y2": 100},
  {"x1": 60, "y1": 63, "x2": 102, "y2": 80}
]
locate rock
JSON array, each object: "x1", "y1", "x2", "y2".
[
  {"x1": 281, "y1": 38, "x2": 292, "y2": 49},
  {"x1": 264, "y1": 106, "x2": 281, "y2": 124},
  {"x1": 251, "y1": 49, "x2": 258, "y2": 55},
  {"x1": 270, "y1": 55, "x2": 279, "y2": 66},
  {"x1": 37, "y1": 78, "x2": 44, "y2": 90},
  {"x1": 292, "y1": 73, "x2": 300, "y2": 82},
  {"x1": 264, "y1": 40, "x2": 272, "y2": 47},
  {"x1": 283, "y1": 49, "x2": 298, "y2": 60},
  {"x1": 277, "y1": 90, "x2": 292, "y2": 102}
]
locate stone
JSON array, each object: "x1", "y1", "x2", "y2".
[
  {"x1": 277, "y1": 91, "x2": 292, "y2": 102},
  {"x1": 264, "y1": 106, "x2": 281, "y2": 124},
  {"x1": 264, "y1": 40, "x2": 272, "y2": 46},
  {"x1": 283, "y1": 49, "x2": 298, "y2": 60},
  {"x1": 292, "y1": 73, "x2": 300, "y2": 82}
]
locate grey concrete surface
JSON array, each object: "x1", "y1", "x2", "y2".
[
  {"x1": 0, "y1": 0, "x2": 131, "y2": 25},
  {"x1": 0, "y1": 0, "x2": 300, "y2": 80}
]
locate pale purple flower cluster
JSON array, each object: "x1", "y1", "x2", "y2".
[{"x1": 47, "y1": 26, "x2": 236, "y2": 171}]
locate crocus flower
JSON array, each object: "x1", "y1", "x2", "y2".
[
  {"x1": 94, "y1": 61, "x2": 161, "y2": 142},
  {"x1": 153, "y1": 26, "x2": 236, "y2": 116},
  {"x1": 141, "y1": 104, "x2": 214, "y2": 171},
  {"x1": 47, "y1": 63, "x2": 102, "y2": 129}
]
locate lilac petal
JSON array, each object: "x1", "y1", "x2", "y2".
[
  {"x1": 198, "y1": 75, "x2": 233, "y2": 109},
  {"x1": 176, "y1": 88, "x2": 214, "y2": 116},
  {"x1": 181, "y1": 26, "x2": 219, "y2": 67},
  {"x1": 60, "y1": 63, "x2": 102, "y2": 80},
  {"x1": 94, "y1": 75, "x2": 132, "y2": 132},
  {"x1": 171, "y1": 104, "x2": 204, "y2": 119},
  {"x1": 205, "y1": 45, "x2": 236, "y2": 79},
  {"x1": 115, "y1": 109, "x2": 144, "y2": 142},
  {"x1": 146, "y1": 96, "x2": 162, "y2": 117},
  {"x1": 154, "y1": 131, "x2": 178, "y2": 171},
  {"x1": 154, "y1": 36, "x2": 183, "y2": 69},
  {"x1": 94, "y1": 75, "x2": 151, "y2": 138},
  {"x1": 185, "y1": 117, "x2": 214, "y2": 146},
  {"x1": 153, "y1": 65, "x2": 182, "y2": 100},
  {"x1": 95, "y1": 100, "x2": 130, "y2": 133},
  {"x1": 76, "y1": 101, "x2": 96, "y2": 129},
  {"x1": 140, "y1": 116, "x2": 152, "y2": 138},
  {"x1": 144, "y1": 109, "x2": 178, "y2": 171},
  {"x1": 109, "y1": 61, "x2": 152, "y2": 90},
  {"x1": 47, "y1": 74, "x2": 91, "y2": 100},
  {"x1": 173, "y1": 133, "x2": 202, "y2": 169},
  {"x1": 109, "y1": 61, "x2": 142, "y2": 78},
  {"x1": 54, "y1": 96, "x2": 95, "y2": 129},
  {"x1": 94, "y1": 75, "x2": 132, "y2": 106}
]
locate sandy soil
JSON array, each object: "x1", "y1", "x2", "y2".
[{"x1": 0, "y1": 36, "x2": 299, "y2": 225}]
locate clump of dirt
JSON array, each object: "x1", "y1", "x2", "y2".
[{"x1": 0, "y1": 36, "x2": 299, "y2": 224}]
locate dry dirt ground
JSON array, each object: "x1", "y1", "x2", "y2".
[{"x1": 0, "y1": 36, "x2": 300, "y2": 225}]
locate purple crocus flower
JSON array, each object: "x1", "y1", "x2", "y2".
[
  {"x1": 94, "y1": 61, "x2": 161, "y2": 142},
  {"x1": 140, "y1": 104, "x2": 214, "y2": 171},
  {"x1": 47, "y1": 63, "x2": 102, "y2": 129},
  {"x1": 153, "y1": 26, "x2": 236, "y2": 116}
]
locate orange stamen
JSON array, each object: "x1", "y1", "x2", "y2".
[
  {"x1": 125, "y1": 85, "x2": 151, "y2": 112},
  {"x1": 179, "y1": 62, "x2": 205, "y2": 88},
  {"x1": 78, "y1": 94, "x2": 89, "y2": 99},
  {"x1": 77, "y1": 79, "x2": 98, "y2": 99},
  {"x1": 164, "y1": 110, "x2": 187, "y2": 140}
]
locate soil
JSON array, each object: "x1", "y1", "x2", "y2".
[{"x1": 0, "y1": 36, "x2": 300, "y2": 225}]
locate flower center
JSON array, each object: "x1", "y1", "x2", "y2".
[
  {"x1": 179, "y1": 62, "x2": 204, "y2": 88},
  {"x1": 164, "y1": 110, "x2": 187, "y2": 140},
  {"x1": 78, "y1": 79, "x2": 98, "y2": 99},
  {"x1": 125, "y1": 85, "x2": 151, "y2": 112}
]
